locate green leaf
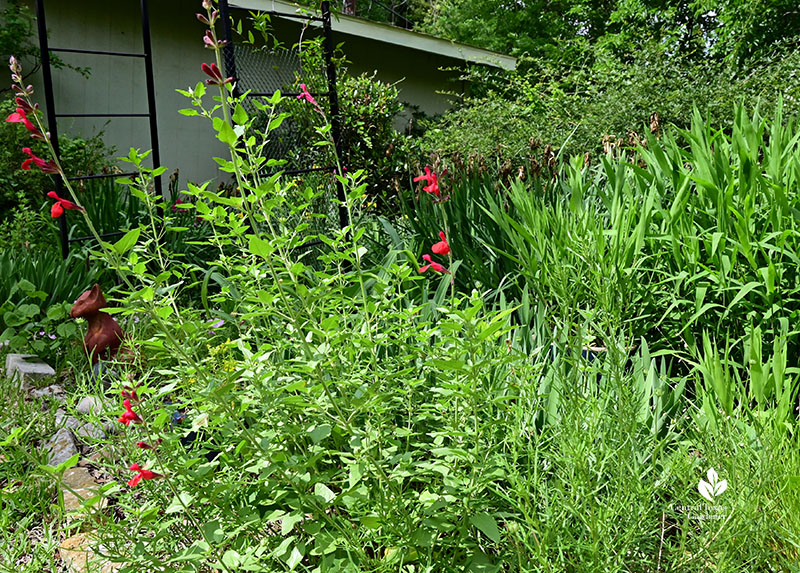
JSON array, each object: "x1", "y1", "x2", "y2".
[
  {"x1": 165, "y1": 492, "x2": 195, "y2": 514},
  {"x1": 203, "y1": 520, "x2": 224, "y2": 544},
  {"x1": 17, "y1": 279, "x2": 35, "y2": 294},
  {"x1": 113, "y1": 228, "x2": 141, "y2": 255},
  {"x1": 216, "y1": 119, "x2": 238, "y2": 146},
  {"x1": 314, "y1": 483, "x2": 336, "y2": 504},
  {"x1": 232, "y1": 103, "x2": 248, "y2": 125},
  {"x1": 281, "y1": 513, "x2": 303, "y2": 535},
  {"x1": 470, "y1": 512, "x2": 501, "y2": 543},
  {"x1": 248, "y1": 235, "x2": 273, "y2": 259},
  {"x1": 286, "y1": 546, "x2": 304, "y2": 570},
  {"x1": 308, "y1": 424, "x2": 331, "y2": 444}
]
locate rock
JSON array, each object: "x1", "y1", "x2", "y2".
[
  {"x1": 44, "y1": 428, "x2": 78, "y2": 466},
  {"x1": 61, "y1": 467, "x2": 106, "y2": 513},
  {"x1": 76, "y1": 422, "x2": 106, "y2": 441},
  {"x1": 87, "y1": 448, "x2": 117, "y2": 464},
  {"x1": 30, "y1": 384, "x2": 66, "y2": 402},
  {"x1": 5, "y1": 353, "x2": 55, "y2": 390},
  {"x1": 59, "y1": 531, "x2": 121, "y2": 572},
  {"x1": 76, "y1": 396, "x2": 110, "y2": 415},
  {"x1": 55, "y1": 409, "x2": 83, "y2": 431}
]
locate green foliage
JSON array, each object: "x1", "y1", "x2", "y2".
[
  {"x1": 425, "y1": 46, "x2": 800, "y2": 171},
  {"x1": 0, "y1": 0, "x2": 38, "y2": 70},
  {"x1": 5, "y1": 6, "x2": 800, "y2": 570},
  {"x1": 0, "y1": 252, "x2": 106, "y2": 365}
]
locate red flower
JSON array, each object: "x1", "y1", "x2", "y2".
[
  {"x1": 47, "y1": 191, "x2": 85, "y2": 218},
  {"x1": 201, "y1": 62, "x2": 232, "y2": 86},
  {"x1": 117, "y1": 398, "x2": 142, "y2": 426},
  {"x1": 21, "y1": 148, "x2": 58, "y2": 174},
  {"x1": 431, "y1": 231, "x2": 450, "y2": 255},
  {"x1": 413, "y1": 167, "x2": 440, "y2": 198},
  {"x1": 297, "y1": 84, "x2": 320, "y2": 111},
  {"x1": 128, "y1": 463, "x2": 162, "y2": 487},
  {"x1": 136, "y1": 439, "x2": 161, "y2": 450},
  {"x1": 419, "y1": 254, "x2": 449, "y2": 274},
  {"x1": 6, "y1": 107, "x2": 44, "y2": 139}
]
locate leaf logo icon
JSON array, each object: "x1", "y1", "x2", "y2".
[{"x1": 698, "y1": 468, "x2": 728, "y2": 502}]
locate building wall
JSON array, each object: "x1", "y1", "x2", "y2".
[{"x1": 8, "y1": 0, "x2": 463, "y2": 185}]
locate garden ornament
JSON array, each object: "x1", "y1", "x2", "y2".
[{"x1": 70, "y1": 284, "x2": 124, "y2": 364}]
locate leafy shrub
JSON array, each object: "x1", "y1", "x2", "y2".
[
  {"x1": 275, "y1": 39, "x2": 418, "y2": 213},
  {"x1": 424, "y1": 46, "x2": 800, "y2": 174}
]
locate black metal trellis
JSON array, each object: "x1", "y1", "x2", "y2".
[
  {"x1": 36, "y1": 0, "x2": 162, "y2": 259},
  {"x1": 219, "y1": 0, "x2": 349, "y2": 232}
]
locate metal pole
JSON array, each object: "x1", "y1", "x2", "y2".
[
  {"x1": 321, "y1": 0, "x2": 349, "y2": 232},
  {"x1": 218, "y1": 0, "x2": 240, "y2": 97},
  {"x1": 140, "y1": 0, "x2": 163, "y2": 200},
  {"x1": 35, "y1": 0, "x2": 69, "y2": 258}
]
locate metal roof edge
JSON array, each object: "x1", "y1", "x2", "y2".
[{"x1": 229, "y1": 0, "x2": 517, "y2": 70}]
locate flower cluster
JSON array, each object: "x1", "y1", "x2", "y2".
[
  {"x1": 413, "y1": 167, "x2": 453, "y2": 275},
  {"x1": 6, "y1": 57, "x2": 88, "y2": 219},
  {"x1": 413, "y1": 167, "x2": 439, "y2": 198},
  {"x1": 22, "y1": 148, "x2": 58, "y2": 173},
  {"x1": 118, "y1": 382, "x2": 165, "y2": 487},
  {"x1": 201, "y1": 62, "x2": 232, "y2": 87}
]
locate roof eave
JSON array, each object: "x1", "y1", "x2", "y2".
[{"x1": 229, "y1": 0, "x2": 517, "y2": 71}]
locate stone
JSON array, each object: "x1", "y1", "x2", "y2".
[
  {"x1": 5, "y1": 353, "x2": 55, "y2": 390},
  {"x1": 61, "y1": 467, "x2": 106, "y2": 513},
  {"x1": 30, "y1": 384, "x2": 66, "y2": 402},
  {"x1": 76, "y1": 395, "x2": 110, "y2": 415},
  {"x1": 87, "y1": 448, "x2": 117, "y2": 464},
  {"x1": 76, "y1": 421, "x2": 106, "y2": 441},
  {"x1": 59, "y1": 531, "x2": 121, "y2": 573},
  {"x1": 44, "y1": 428, "x2": 78, "y2": 466},
  {"x1": 55, "y1": 409, "x2": 83, "y2": 431}
]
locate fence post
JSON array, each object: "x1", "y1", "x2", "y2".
[
  {"x1": 140, "y1": 0, "x2": 163, "y2": 201},
  {"x1": 35, "y1": 0, "x2": 70, "y2": 258},
  {"x1": 218, "y1": 0, "x2": 240, "y2": 98},
  {"x1": 321, "y1": 0, "x2": 350, "y2": 232}
]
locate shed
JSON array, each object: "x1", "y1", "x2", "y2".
[{"x1": 19, "y1": 0, "x2": 515, "y2": 183}]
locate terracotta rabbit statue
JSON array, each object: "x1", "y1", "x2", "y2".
[{"x1": 70, "y1": 284, "x2": 124, "y2": 363}]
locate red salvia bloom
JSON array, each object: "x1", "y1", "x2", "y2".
[
  {"x1": 6, "y1": 107, "x2": 44, "y2": 139},
  {"x1": 419, "y1": 254, "x2": 449, "y2": 274},
  {"x1": 47, "y1": 191, "x2": 85, "y2": 218},
  {"x1": 431, "y1": 231, "x2": 450, "y2": 255},
  {"x1": 21, "y1": 148, "x2": 58, "y2": 174},
  {"x1": 201, "y1": 62, "x2": 233, "y2": 86},
  {"x1": 297, "y1": 84, "x2": 321, "y2": 112},
  {"x1": 136, "y1": 439, "x2": 161, "y2": 450},
  {"x1": 128, "y1": 463, "x2": 162, "y2": 487},
  {"x1": 118, "y1": 398, "x2": 142, "y2": 426}
]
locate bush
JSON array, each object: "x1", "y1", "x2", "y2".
[{"x1": 423, "y1": 45, "x2": 800, "y2": 175}]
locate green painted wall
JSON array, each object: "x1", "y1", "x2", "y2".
[{"x1": 8, "y1": 0, "x2": 473, "y2": 184}]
